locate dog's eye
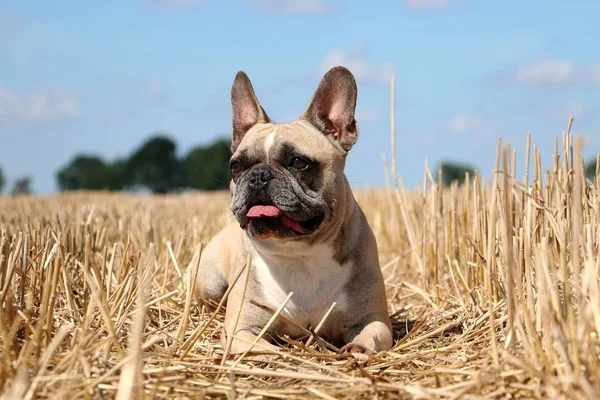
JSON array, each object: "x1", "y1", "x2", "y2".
[
  {"x1": 230, "y1": 160, "x2": 242, "y2": 176},
  {"x1": 291, "y1": 157, "x2": 309, "y2": 171}
]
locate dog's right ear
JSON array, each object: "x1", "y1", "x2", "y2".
[
  {"x1": 231, "y1": 71, "x2": 271, "y2": 153},
  {"x1": 301, "y1": 66, "x2": 358, "y2": 152}
]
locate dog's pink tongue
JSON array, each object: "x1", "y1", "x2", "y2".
[
  {"x1": 281, "y1": 215, "x2": 305, "y2": 233},
  {"x1": 246, "y1": 205, "x2": 281, "y2": 218},
  {"x1": 246, "y1": 205, "x2": 306, "y2": 234}
]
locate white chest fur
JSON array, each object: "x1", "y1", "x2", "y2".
[{"x1": 252, "y1": 243, "x2": 350, "y2": 329}]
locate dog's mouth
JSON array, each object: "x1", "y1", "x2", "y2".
[{"x1": 242, "y1": 205, "x2": 323, "y2": 239}]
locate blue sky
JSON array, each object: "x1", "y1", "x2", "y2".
[{"x1": 1, "y1": 0, "x2": 599, "y2": 193}]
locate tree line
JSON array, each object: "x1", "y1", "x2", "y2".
[
  {"x1": 0, "y1": 136, "x2": 598, "y2": 195},
  {"x1": 55, "y1": 134, "x2": 232, "y2": 194},
  {"x1": 0, "y1": 134, "x2": 231, "y2": 195}
]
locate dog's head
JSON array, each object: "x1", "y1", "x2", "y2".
[{"x1": 228, "y1": 66, "x2": 359, "y2": 241}]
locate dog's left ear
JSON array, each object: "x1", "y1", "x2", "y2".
[
  {"x1": 231, "y1": 71, "x2": 272, "y2": 152},
  {"x1": 302, "y1": 66, "x2": 358, "y2": 152}
]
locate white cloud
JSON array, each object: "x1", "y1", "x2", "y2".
[
  {"x1": 404, "y1": 0, "x2": 465, "y2": 10},
  {"x1": 516, "y1": 60, "x2": 600, "y2": 85},
  {"x1": 144, "y1": 0, "x2": 337, "y2": 13},
  {"x1": 321, "y1": 45, "x2": 395, "y2": 84},
  {"x1": 0, "y1": 88, "x2": 82, "y2": 123},
  {"x1": 517, "y1": 60, "x2": 574, "y2": 84},
  {"x1": 247, "y1": 0, "x2": 335, "y2": 14},
  {"x1": 143, "y1": 0, "x2": 204, "y2": 9},
  {"x1": 450, "y1": 113, "x2": 483, "y2": 135}
]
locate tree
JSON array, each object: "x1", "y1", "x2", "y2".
[
  {"x1": 0, "y1": 166, "x2": 5, "y2": 194},
  {"x1": 585, "y1": 157, "x2": 598, "y2": 182},
  {"x1": 126, "y1": 135, "x2": 182, "y2": 194},
  {"x1": 106, "y1": 159, "x2": 130, "y2": 190},
  {"x1": 57, "y1": 155, "x2": 125, "y2": 191},
  {"x1": 183, "y1": 138, "x2": 232, "y2": 190},
  {"x1": 12, "y1": 177, "x2": 32, "y2": 195},
  {"x1": 438, "y1": 160, "x2": 477, "y2": 187},
  {"x1": 54, "y1": 134, "x2": 233, "y2": 194}
]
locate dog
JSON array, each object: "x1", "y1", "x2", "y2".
[{"x1": 185, "y1": 66, "x2": 393, "y2": 355}]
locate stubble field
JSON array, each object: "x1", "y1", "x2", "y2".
[{"x1": 0, "y1": 132, "x2": 599, "y2": 399}]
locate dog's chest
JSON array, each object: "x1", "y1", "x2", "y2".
[{"x1": 253, "y1": 245, "x2": 351, "y2": 329}]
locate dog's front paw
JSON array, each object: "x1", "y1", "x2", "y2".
[{"x1": 339, "y1": 342, "x2": 375, "y2": 355}]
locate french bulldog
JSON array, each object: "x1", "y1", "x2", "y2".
[{"x1": 185, "y1": 66, "x2": 393, "y2": 355}]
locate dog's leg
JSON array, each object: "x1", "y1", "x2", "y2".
[
  {"x1": 340, "y1": 314, "x2": 393, "y2": 354},
  {"x1": 221, "y1": 328, "x2": 280, "y2": 354},
  {"x1": 221, "y1": 269, "x2": 282, "y2": 355},
  {"x1": 184, "y1": 230, "x2": 230, "y2": 302}
]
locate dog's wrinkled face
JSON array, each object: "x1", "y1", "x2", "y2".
[
  {"x1": 230, "y1": 122, "x2": 338, "y2": 239},
  {"x1": 227, "y1": 67, "x2": 359, "y2": 241}
]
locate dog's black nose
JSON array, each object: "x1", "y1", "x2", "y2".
[{"x1": 248, "y1": 164, "x2": 275, "y2": 190}]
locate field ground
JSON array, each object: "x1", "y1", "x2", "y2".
[{"x1": 1, "y1": 134, "x2": 599, "y2": 399}]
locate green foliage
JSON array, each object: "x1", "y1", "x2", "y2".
[
  {"x1": 0, "y1": 166, "x2": 5, "y2": 194},
  {"x1": 12, "y1": 177, "x2": 32, "y2": 195},
  {"x1": 126, "y1": 135, "x2": 182, "y2": 194},
  {"x1": 57, "y1": 155, "x2": 125, "y2": 191},
  {"x1": 56, "y1": 134, "x2": 233, "y2": 193},
  {"x1": 438, "y1": 160, "x2": 477, "y2": 187},
  {"x1": 585, "y1": 157, "x2": 598, "y2": 182},
  {"x1": 183, "y1": 138, "x2": 231, "y2": 190},
  {"x1": 126, "y1": 136, "x2": 181, "y2": 193}
]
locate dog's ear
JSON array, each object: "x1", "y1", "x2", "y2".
[
  {"x1": 231, "y1": 71, "x2": 271, "y2": 152},
  {"x1": 302, "y1": 66, "x2": 358, "y2": 152}
]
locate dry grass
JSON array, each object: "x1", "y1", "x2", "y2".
[{"x1": 1, "y1": 130, "x2": 599, "y2": 399}]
